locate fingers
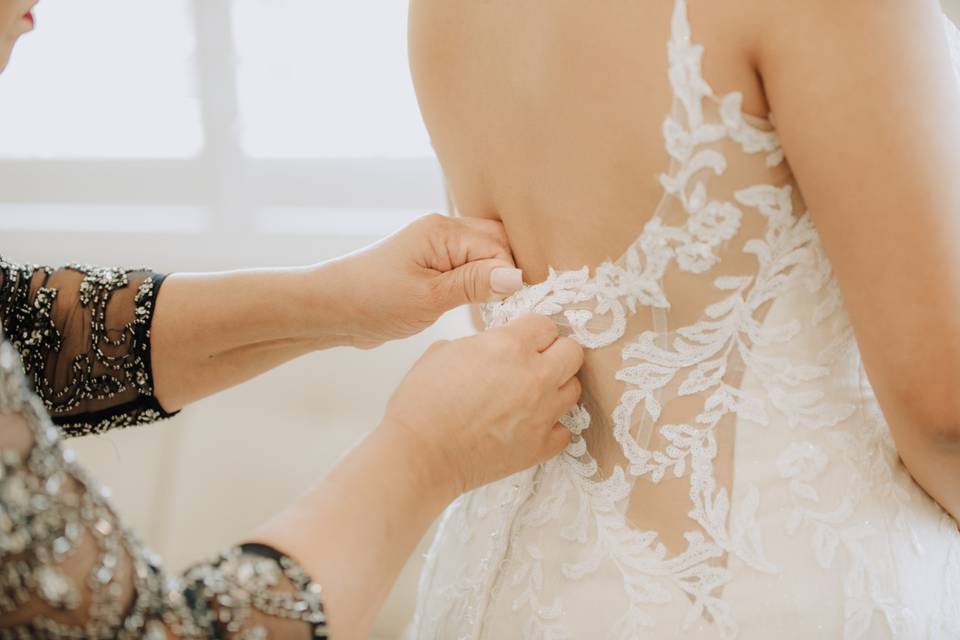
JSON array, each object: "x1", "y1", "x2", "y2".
[
  {"x1": 489, "y1": 266, "x2": 524, "y2": 298},
  {"x1": 499, "y1": 313, "x2": 560, "y2": 352},
  {"x1": 433, "y1": 259, "x2": 523, "y2": 310},
  {"x1": 538, "y1": 378, "x2": 581, "y2": 460},
  {"x1": 418, "y1": 215, "x2": 524, "y2": 308},
  {"x1": 546, "y1": 375, "x2": 581, "y2": 429},
  {"x1": 558, "y1": 375, "x2": 583, "y2": 409},
  {"x1": 541, "y1": 336, "x2": 585, "y2": 387},
  {"x1": 456, "y1": 216, "x2": 512, "y2": 258},
  {"x1": 458, "y1": 227, "x2": 514, "y2": 267},
  {"x1": 551, "y1": 376, "x2": 582, "y2": 422},
  {"x1": 421, "y1": 214, "x2": 515, "y2": 271},
  {"x1": 543, "y1": 422, "x2": 573, "y2": 458}
]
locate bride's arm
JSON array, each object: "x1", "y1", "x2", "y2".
[{"x1": 756, "y1": 0, "x2": 960, "y2": 519}]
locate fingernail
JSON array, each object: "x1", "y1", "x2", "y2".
[{"x1": 491, "y1": 267, "x2": 523, "y2": 295}]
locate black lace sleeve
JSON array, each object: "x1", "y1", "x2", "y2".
[
  {"x1": 0, "y1": 256, "x2": 178, "y2": 437},
  {"x1": 0, "y1": 338, "x2": 328, "y2": 639}
]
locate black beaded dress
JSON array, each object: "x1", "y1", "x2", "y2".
[{"x1": 0, "y1": 258, "x2": 328, "y2": 639}]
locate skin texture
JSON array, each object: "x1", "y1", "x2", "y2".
[
  {"x1": 756, "y1": 0, "x2": 960, "y2": 521},
  {"x1": 410, "y1": 0, "x2": 960, "y2": 523},
  {"x1": 409, "y1": 0, "x2": 768, "y2": 280},
  {"x1": 150, "y1": 214, "x2": 523, "y2": 409},
  {"x1": 255, "y1": 314, "x2": 582, "y2": 639},
  {"x1": 148, "y1": 216, "x2": 586, "y2": 639}
]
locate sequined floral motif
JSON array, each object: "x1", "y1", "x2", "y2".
[
  {"x1": 0, "y1": 258, "x2": 177, "y2": 437},
  {"x1": 0, "y1": 338, "x2": 328, "y2": 638}
]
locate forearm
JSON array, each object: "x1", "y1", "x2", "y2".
[
  {"x1": 251, "y1": 422, "x2": 453, "y2": 640},
  {"x1": 151, "y1": 262, "x2": 355, "y2": 411}
]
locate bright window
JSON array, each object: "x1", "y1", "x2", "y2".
[
  {"x1": 233, "y1": 0, "x2": 433, "y2": 158},
  {"x1": 0, "y1": 0, "x2": 445, "y2": 246},
  {"x1": 0, "y1": 0, "x2": 202, "y2": 158}
]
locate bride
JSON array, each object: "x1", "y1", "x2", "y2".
[{"x1": 406, "y1": 0, "x2": 960, "y2": 637}]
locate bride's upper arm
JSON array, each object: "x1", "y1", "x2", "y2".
[{"x1": 756, "y1": 0, "x2": 960, "y2": 441}]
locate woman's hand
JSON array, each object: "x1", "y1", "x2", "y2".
[
  {"x1": 152, "y1": 213, "x2": 522, "y2": 410},
  {"x1": 252, "y1": 313, "x2": 584, "y2": 639},
  {"x1": 382, "y1": 312, "x2": 584, "y2": 498},
  {"x1": 321, "y1": 213, "x2": 524, "y2": 348}
]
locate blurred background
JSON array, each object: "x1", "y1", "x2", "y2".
[{"x1": 1, "y1": 2, "x2": 958, "y2": 638}]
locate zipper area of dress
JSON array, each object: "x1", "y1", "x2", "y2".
[{"x1": 471, "y1": 465, "x2": 545, "y2": 640}]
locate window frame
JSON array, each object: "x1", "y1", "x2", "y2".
[{"x1": 0, "y1": 0, "x2": 448, "y2": 247}]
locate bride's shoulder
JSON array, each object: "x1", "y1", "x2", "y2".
[
  {"x1": 745, "y1": 0, "x2": 947, "y2": 59},
  {"x1": 731, "y1": 0, "x2": 953, "y2": 114}
]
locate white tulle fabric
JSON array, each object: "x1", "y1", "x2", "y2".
[{"x1": 409, "y1": 3, "x2": 960, "y2": 638}]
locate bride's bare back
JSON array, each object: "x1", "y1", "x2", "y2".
[
  {"x1": 410, "y1": 0, "x2": 767, "y2": 279},
  {"x1": 410, "y1": 2, "x2": 778, "y2": 556},
  {"x1": 408, "y1": 1, "x2": 960, "y2": 637}
]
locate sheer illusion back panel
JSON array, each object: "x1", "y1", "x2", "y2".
[
  {"x1": 484, "y1": 110, "x2": 793, "y2": 556},
  {"x1": 408, "y1": 1, "x2": 960, "y2": 638},
  {"x1": 411, "y1": 0, "x2": 776, "y2": 557}
]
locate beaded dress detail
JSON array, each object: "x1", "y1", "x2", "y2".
[
  {"x1": 0, "y1": 258, "x2": 328, "y2": 639},
  {"x1": 0, "y1": 257, "x2": 177, "y2": 435},
  {"x1": 410, "y1": 3, "x2": 960, "y2": 638}
]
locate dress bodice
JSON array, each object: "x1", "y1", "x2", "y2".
[{"x1": 410, "y1": 1, "x2": 960, "y2": 638}]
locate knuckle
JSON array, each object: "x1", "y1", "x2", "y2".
[
  {"x1": 421, "y1": 212, "x2": 447, "y2": 229},
  {"x1": 416, "y1": 213, "x2": 450, "y2": 240},
  {"x1": 484, "y1": 332, "x2": 518, "y2": 360},
  {"x1": 489, "y1": 329, "x2": 512, "y2": 348},
  {"x1": 507, "y1": 314, "x2": 531, "y2": 330},
  {"x1": 500, "y1": 328, "x2": 525, "y2": 351},
  {"x1": 426, "y1": 273, "x2": 454, "y2": 309},
  {"x1": 426, "y1": 338, "x2": 452, "y2": 356},
  {"x1": 534, "y1": 313, "x2": 558, "y2": 334},
  {"x1": 569, "y1": 336, "x2": 585, "y2": 356}
]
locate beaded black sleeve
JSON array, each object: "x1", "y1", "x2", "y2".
[
  {"x1": 0, "y1": 338, "x2": 329, "y2": 639},
  {"x1": 0, "y1": 257, "x2": 179, "y2": 437}
]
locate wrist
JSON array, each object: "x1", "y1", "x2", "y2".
[
  {"x1": 373, "y1": 417, "x2": 462, "y2": 512},
  {"x1": 294, "y1": 260, "x2": 364, "y2": 350}
]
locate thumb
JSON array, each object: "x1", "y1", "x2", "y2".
[{"x1": 434, "y1": 260, "x2": 524, "y2": 309}]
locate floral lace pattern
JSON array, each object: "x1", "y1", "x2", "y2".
[
  {"x1": 948, "y1": 17, "x2": 960, "y2": 81},
  {"x1": 411, "y1": 2, "x2": 960, "y2": 639}
]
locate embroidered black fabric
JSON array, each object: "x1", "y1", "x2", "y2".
[
  {"x1": 0, "y1": 257, "x2": 328, "y2": 639},
  {"x1": 0, "y1": 257, "x2": 178, "y2": 436}
]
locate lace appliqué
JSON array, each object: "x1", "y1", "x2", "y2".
[
  {"x1": 947, "y1": 15, "x2": 960, "y2": 84},
  {"x1": 415, "y1": 2, "x2": 960, "y2": 639}
]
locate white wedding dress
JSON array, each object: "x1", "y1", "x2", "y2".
[{"x1": 409, "y1": 2, "x2": 960, "y2": 638}]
